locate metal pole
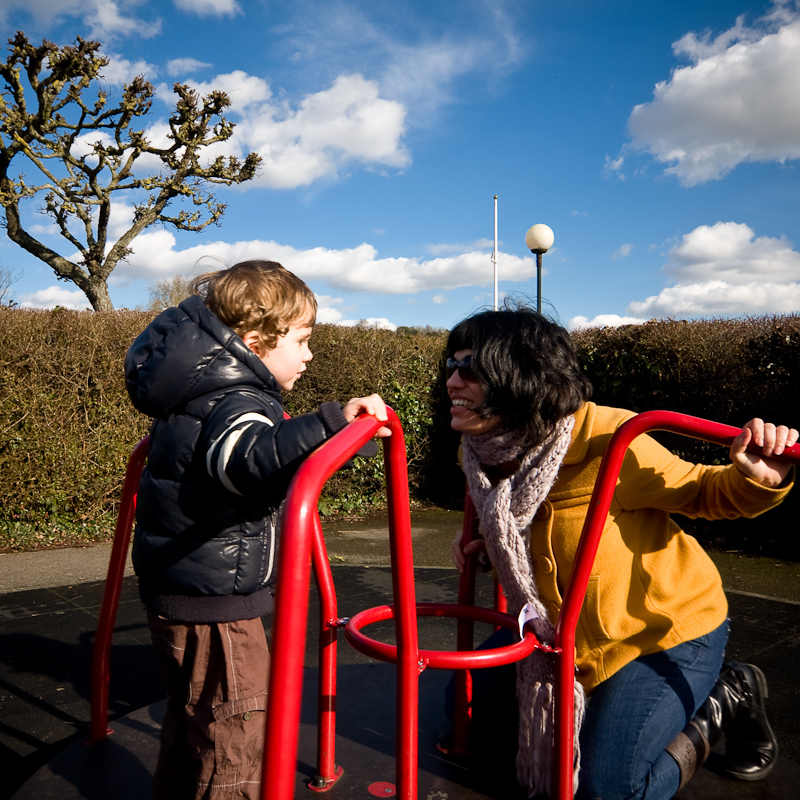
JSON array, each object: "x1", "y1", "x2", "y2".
[
  {"x1": 537, "y1": 252, "x2": 543, "y2": 314},
  {"x1": 492, "y1": 195, "x2": 498, "y2": 310},
  {"x1": 89, "y1": 436, "x2": 149, "y2": 744}
]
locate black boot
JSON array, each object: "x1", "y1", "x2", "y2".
[
  {"x1": 721, "y1": 662, "x2": 778, "y2": 781},
  {"x1": 665, "y1": 665, "x2": 738, "y2": 790},
  {"x1": 665, "y1": 662, "x2": 777, "y2": 790}
]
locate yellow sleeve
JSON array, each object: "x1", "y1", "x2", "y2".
[{"x1": 613, "y1": 432, "x2": 794, "y2": 520}]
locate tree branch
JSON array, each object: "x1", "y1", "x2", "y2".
[{"x1": 0, "y1": 32, "x2": 261, "y2": 310}]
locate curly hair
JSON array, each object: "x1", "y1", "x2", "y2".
[
  {"x1": 190, "y1": 260, "x2": 317, "y2": 349},
  {"x1": 447, "y1": 301, "x2": 592, "y2": 447}
]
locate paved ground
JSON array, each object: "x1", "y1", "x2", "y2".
[{"x1": 1, "y1": 509, "x2": 799, "y2": 799}]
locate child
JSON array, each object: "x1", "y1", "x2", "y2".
[{"x1": 124, "y1": 259, "x2": 389, "y2": 800}]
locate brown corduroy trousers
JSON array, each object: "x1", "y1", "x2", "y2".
[{"x1": 147, "y1": 612, "x2": 271, "y2": 800}]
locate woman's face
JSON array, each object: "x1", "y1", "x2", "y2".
[{"x1": 446, "y1": 348, "x2": 502, "y2": 436}]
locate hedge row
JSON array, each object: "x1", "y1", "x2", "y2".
[
  {"x1": 1, "y1": 308, "x2": 798, "y2": 557},
  {"x1": 0, "y1": 308, "x2": 458, "y2": 551},
  {"x1": 571, "y1": 316, "x2": 800, "y2": 559}
]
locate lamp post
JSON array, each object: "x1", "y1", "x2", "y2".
[{"x1": 525, "y1": 223, "x2": 554, "y2": 314}]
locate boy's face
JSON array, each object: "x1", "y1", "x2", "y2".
[{"x1": 245, "y1": 319, "x2": 313, "y2": 391}]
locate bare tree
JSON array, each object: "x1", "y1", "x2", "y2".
[
  {"x1": 0, "y1": 263, "x2": 20, "y2": 306},
  {"x1": 144, "y1": 272, "x2": 193, "y2": 313},
  {"x1": 0, "y1": 32, "x2": 261, "y2": 311}
]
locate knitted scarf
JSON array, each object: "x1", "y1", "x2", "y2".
[{"x1": 461, "y1": 416, "x2": 584, "y2": 798}]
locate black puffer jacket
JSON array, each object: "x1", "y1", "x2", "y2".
[{"x1": 125, "y1": 295, "x2": 348, "y2": 623}]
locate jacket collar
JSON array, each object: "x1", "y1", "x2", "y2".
[{"x1": 563, "y1": 402, "x2": 595, "y2": 465}]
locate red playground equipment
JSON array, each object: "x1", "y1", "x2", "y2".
[{"x1": 87, "y1": 409, "x2": 800, "y2": 800}]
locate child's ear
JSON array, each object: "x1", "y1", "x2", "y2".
[{"x1": 242, "y1": 330, "x2": 265, "y2": 356}]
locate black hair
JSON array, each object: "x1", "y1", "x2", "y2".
[{"x1": 447, "y1": 301, "x2": 592, "y2": 447}]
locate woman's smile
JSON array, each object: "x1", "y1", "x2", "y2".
[{"x1": 447, "y1": 348, "x2": 501, "y2": 436}]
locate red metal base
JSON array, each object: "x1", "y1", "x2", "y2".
[{"x1": 307, "y1": 765, "x2": 344, "y2": 792}]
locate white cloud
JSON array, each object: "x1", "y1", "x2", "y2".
[
  {"x1": 0, "y1": 0, "x2": 241, "y2": 32},
  {"x1": 69, "y1": 131, "x2": 115, "y2": 161},
  {"x1": 100, "y1": 54, "x2": 157, "y2": 86},
  {"x1": 109, "y1": 234, "x2": 538, "y2": 295},
  {"x1": 273, "y1": 1, "x2": 525, "y2": 121},
  {"x1": 183, "y1": 71, "x2": 273, "y2": 112},
  {"x1": 432, "y1": 294, "x2": 446, "y2": 304},
  {"x1": 628, "y1": 281, "x2": 800, "y2": 317},
  {"x1": 427, "y1": 238, "x2": 493, "y2": 255},
  {"x1": 108, "y1": 229, "x2": 180, "y2": 284},
  {"x1": 665, "y1": 221, "x2": 800, "y2": 284},
  {"x1": 154, "y1": 71, "x2": 410, "y2": 189},
  {"x1": 626, "y1": 7, "x2": 800, "y2": 185},
  {"x1": 243, "y1": 74, "x2": 409, "y2": 189},
  {"x1": 19, "y1": 285, "x2": 91, "y2": 310},
  {"x1": 0, "y1": 0, "x2": 161, "y2": 39},
  {"x1": 173, "y1": 0, "x2": 241, "y2": 17},
  {"x1": 568, "y1": 314, "x2": 646, "y2": 330},
  {"x1": 313, "y1": 294, "x2": 345, "y2": 324},
  {"x1": 10, "y1": 3, "x2": 519, "y2": 196},
  {"x1": 380, "y1": 35, "x2": 519, "y2": 117},
  {"x1": 625, "y1": 221, "x2": 800, "y2": 318},
  {"x1": 166, "y1": 58, "x2": 212, "y2": 77},
  {"x1": 339, "y1": 317, "x2": 397, "y2": 331},
  {"x1": 611, "y1": 243, "x2": 633, "y2": 260},
  {"x1": 603, "y1": 154, "x2": 625, "y2": 180},
  {"x1": 29, "y1": 221, "x2": 58, "y2": 236}
]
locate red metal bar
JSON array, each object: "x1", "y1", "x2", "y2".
[
  {"x1": 382, "y1": 410, "x2": 419, "y2": 800},
  {"x1": 260, "y1": 411, "x2": 405, "y2": 800},
  {"x1": 551, "y1": 411, "x2": 800, "y2": 800},
  {"x1": 88, "y1": 436, "x2": 149, "y2": 744},
  {"x1": 494, "y1": 580, "x2": 507, "y2": 616},
  {"x1": 309, "y1": 511, "x2": 344, "y2": 790},
  {"x1": 451, "y1": 493, "x2": 478, "y2": 754},
  {"x1": 345, "y1": 602, "x2": 537, "y2": 668}
]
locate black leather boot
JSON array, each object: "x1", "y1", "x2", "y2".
[
  {"x1": 665, "y1": 665, "x2": 737, "y2": 790},
  {"x1": 665, "y1": 662, "x2": 777, "y2": 790},
  {"x1": 721, "y1": 662, "x2": 778, "y2": 781}
]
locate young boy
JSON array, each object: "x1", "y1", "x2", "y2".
[{"x1": 124, "y1": 259, "x2": 389, "y2": 800}]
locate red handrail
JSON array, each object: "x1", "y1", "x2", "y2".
[
  {"x1": 88, "y1": 436, "x2": 149, "y2": 743},
  {"x1": 551, "y1": 411, "x2": 800, "y2": 799},
  {"x1": 261, "y1": 410, "x2": 409, "y2": 799},
  {"x1": 263, "y1": 410, "x2": 540, "y2": 800}
]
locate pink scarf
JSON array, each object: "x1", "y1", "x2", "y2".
[{"x1": 461, "y1": 417, "x2": 584, "y2": 797}]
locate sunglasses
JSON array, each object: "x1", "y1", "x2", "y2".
[{"x1": 445, "y1": 355, "x2": 479, "y2": 382}]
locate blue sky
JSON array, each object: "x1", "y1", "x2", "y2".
[{"x1": 1, "y1": 0, "x2": 799, "y2": 331}]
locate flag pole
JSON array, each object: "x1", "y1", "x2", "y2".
[{"x1": 492, "y1": 195, "x2": 498, "y2": 310}]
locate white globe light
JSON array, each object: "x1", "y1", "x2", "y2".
[{"x1": 525, "y1": 223, "x2": 555, "y2": 253}]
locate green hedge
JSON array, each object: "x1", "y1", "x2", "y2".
[
  {"x1": 1, "y1": 308, "x2": 798, "y2": 558},
  {"x1": 0, "y1": 308, "x2": 456, "y2": 550},
  {"x1": 572, "y1": 316, "x2": 800, "y2": 560}
]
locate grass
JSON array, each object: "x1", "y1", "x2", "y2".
[{"x1": 0, "y1": 514, "x2": 118, "y2": 553}]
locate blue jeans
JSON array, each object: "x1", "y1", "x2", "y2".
[
  {"x1": 446, "y1": 619, "x2": 729, "y2": 800},
  {"x1": 578, "y1": 619, "x2": 729, "y2": 800}
]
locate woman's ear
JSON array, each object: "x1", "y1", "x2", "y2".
[{"x1": 242, "y1": 330, "x2": 265, "y2": 356}]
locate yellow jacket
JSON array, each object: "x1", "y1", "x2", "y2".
[{"x1": 526, "y1": 403, "x2": 793, "y2": 693}]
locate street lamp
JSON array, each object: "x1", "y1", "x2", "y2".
[{"x1": 525, "y1": 223, "x2": 554, "y2": 314}]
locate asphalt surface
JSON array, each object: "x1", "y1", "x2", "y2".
[{"x1": 1, "y1": 509, "x2": 799, "y2": 799}]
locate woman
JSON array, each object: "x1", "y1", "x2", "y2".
[{"x1": 445, "y1": 304, "x2": 796, "y2": 800}]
